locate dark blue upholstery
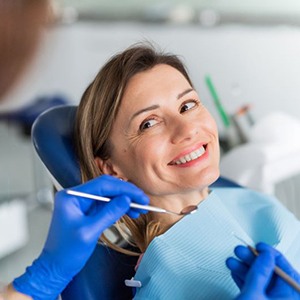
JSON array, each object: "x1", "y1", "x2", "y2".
[
  {"x1": 211, "y1": 176, "x2": 240, "y2": 188},
  {"x1": 61, "y1": 244, "x2": 138, "y2": 300},
  {"x1": 32, "y1": 105, "x2": 81, "y2": 189},
  {"x1": 31, "y1": 105, "x2": 241, "y2": 300}
]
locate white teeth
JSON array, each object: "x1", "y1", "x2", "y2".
[
  {"x1": 179, "y1": 157, "x2": 186, "y2": 164},
  {"x1": 190, "y1": 152, "x2": 197, "y2": 160},
  {"x1": 173, "y1": 146, "x2": 205, "y2": 165}
]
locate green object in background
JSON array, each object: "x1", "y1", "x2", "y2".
[{"x1": 205, "y1": 75, "x2": 231, "y2": 128}]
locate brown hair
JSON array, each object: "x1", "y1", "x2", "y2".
[
  {"x1": 75, "y1": 43, "x2": 194, "y2": 254},
  {"x1": 0, "y1": 0, "x2": 49, "y2": 99}
]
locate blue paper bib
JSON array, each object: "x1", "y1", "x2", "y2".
[{"x1": 133, "y1": 188, "x2": 300, "y2": 300}]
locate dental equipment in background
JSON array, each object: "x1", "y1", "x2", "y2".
[
  {"x1": 205, "y1": 75, "x2": 231, "y2": 128},
  {"x1": 66, "y1": 190, "x2": 198, "y2": 216}
]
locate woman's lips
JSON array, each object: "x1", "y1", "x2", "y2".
[{"x1": 169, "y1": 144, "x2": 207, "y2": 165}]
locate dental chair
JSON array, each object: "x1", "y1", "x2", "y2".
[{"x1": 31, "y1": 105, "x2": 241, "y2": 300}]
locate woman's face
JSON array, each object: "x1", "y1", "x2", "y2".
[{"x1": 102, "y1": 64, "x2": 220, "y2": 197}]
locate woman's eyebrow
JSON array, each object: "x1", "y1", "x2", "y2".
[
  {"x1": 130, "y1": 104, "x2": 160, "y2": 123},
  {"x1": 177, "y1": 88, "x2": 194, "y2": 100},
  {"x1": 129, "y1": 88, "x2": 194, "y2": 124}
]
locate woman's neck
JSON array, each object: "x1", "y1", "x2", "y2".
[{"x1": 148, "y1": 187, "x2": 209, "y2": 227}]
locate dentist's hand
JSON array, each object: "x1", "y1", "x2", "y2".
[
  {"x1": 13, "y1": 175, "x2": 149, "y2": 300},
  {"x1": 226, "y1": 242, "x2": 300, "y2": 300}
]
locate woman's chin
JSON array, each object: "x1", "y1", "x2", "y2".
[{"x1": 199, "y1": 167, "x2": 220, "y2": 187}]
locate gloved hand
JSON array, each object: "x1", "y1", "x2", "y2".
[
  {"x1": 13, "y1": 175, "x2": 149, "y2": 300},
  {"x1": 226, "y1": 242, "x2": 300, "y2": 300}
]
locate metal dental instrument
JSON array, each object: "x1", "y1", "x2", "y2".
[
  {"x1": 66, "y1": 190, "x2": 198, "y2": 216},
  {"x1": 233, "y1": 234, "x2": 300, "y2": 293}
]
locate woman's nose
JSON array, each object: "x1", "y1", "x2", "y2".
[{"x1": 170, "y1": 117, "x2": 199, "y2": 144}]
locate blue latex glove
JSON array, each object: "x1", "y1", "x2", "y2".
[
  {"x1": 226, "y1": 242, "x2": 300, "y2": 300},
  {"x1": 13, "y1": 175, "x2": 149, "y2": 300}
]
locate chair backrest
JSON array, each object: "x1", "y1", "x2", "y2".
[
  {"x1": 32, "y1": 105, "x2": 139, "y2": 299},
  {"x1": 31, "y1": 105, "x2": 240, "y2": 300}
]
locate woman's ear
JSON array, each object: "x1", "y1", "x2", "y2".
[
  {"x1": 95, "y1": 157, "x2": 114, "y2": 175},
  {"x1": 95, "y1": 157, "x2": 127, "y2": 180}
]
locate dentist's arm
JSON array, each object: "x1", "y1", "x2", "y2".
[
  {"x1": 226, "y1": 242, "x2": 300, "y2": 300},
  {"x1": 3, "y1": 175, "x2": 149, "y2": 300}
]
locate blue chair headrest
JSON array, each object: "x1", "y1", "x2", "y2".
[{"x1": 31, "y1": 105, "x2": 81, "y2": 189}]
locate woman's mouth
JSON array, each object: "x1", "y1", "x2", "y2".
[{"x1": 170, "y1": 145, "x2": 207, "y2": 165}]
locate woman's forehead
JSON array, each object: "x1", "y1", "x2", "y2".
[{"x1": 122, "y1": 64, "x2": 191, "y2": 106}]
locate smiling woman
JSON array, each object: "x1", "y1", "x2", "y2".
[
  {"x1": 75, "y1": 44, "x2": 220, "y2": 252},
  {"x1": 74, "y1": 43, "x2": 300, "y2": 299},
  {"x1": 104, "y1": 64, "x2": 219, "y2": 199}
]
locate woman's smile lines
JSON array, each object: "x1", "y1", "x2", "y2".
[{"x1": 170, "y1": 145, "x2": 206, "y2": 165}]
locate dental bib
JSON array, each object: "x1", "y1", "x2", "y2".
[{"x1": 133, "y1": 188, "x2": 300, "y2": 300}]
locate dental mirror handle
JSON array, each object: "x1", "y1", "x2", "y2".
[{"x1": 66, "y1": 190, "x2": 168, "y2": 214}]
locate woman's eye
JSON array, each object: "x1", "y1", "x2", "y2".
[
  {"x1": 180, "y1": 100, "x2": 197, "y2": 113},
  {"x1": 139, "y1": 119, "x2": 158, "y2": 131}
]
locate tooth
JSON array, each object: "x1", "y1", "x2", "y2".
[
  {"x1": 190, "y1": 152, "x2": 197, "y2": 159},
  {"x1": 180, "y1": 157, "x2": 186, "y2": 164},
  {"x1": 197, "y1": 147, "x2": 205, "y2": 156},
  {"x1": 185, "y1": 155, "x2": 192, "y2": 162}
]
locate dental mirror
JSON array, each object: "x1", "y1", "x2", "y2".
[
  {"x1": 179, "y1": 205, "x2": 198, "y2": 215},
  {"x1": 66, "y1": 190, "x2": 198, "y2": 216}
]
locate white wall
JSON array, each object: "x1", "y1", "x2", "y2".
[{"x1": 2, "y1": 22, "x2": 300, "y2": 133}]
